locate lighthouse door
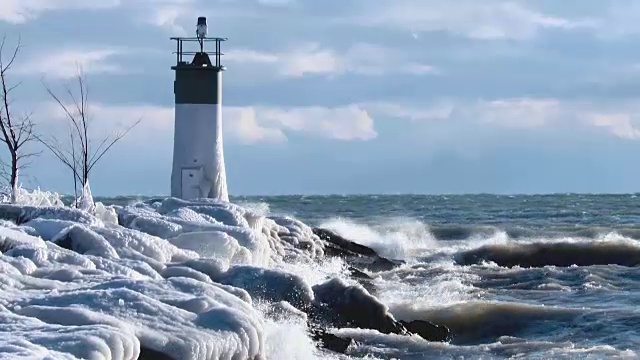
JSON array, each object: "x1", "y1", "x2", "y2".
[{"x1": 181, "y1": 167, "x2": 204, "y2": 199}]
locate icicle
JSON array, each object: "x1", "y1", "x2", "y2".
[{"x1": 76, "y1": 181, "x2": 96, "y2": 213}]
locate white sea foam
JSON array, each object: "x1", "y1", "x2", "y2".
[{"x1": 318, "y1": 217, "x2": 438, "y2": 260}]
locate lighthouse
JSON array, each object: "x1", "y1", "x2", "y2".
[{"x1": 170, "y1": 17, "x2": 229, "y2": 201}]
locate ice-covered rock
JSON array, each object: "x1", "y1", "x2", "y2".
[
  {"x1": 0, "y1": 186, "x2": 65, "y2": 207},
  {"x1": 0, "y1": 189, "x2": 438, "y2": 359},
  {"x1": 0, "y1": 192, "x2": 333, "y2": 359}
]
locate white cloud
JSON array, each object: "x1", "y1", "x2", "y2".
[
  {"x1": 0, "y1": 0, "x2": 197, "y2": 34},
  {"x1": 225, "y1": 42, "x2": 438, "y2": 78},
  {"x1": 351, "y1": 0, "x2": 593, "y2": 40},
  {"x1": 16, "y1": 48, "x2": 125, "y2": 79},
  {"x1": 224, "y1": 107, "x2": 287, "y2": 144},
  {"x1": 365, "y1": 97, "x2": 640, "y2": 141},
  {"x1": 89, "y1": 103, "x2": 173, "y2": 132},
  {"x1": 259, "y1": 105, "x2": 377, "y2": 140},
  {"x1": 363, "y1": 101, "x2": 455, "y2": 122},
  {"x1": 148, "y1": 5, "x2": 189, "y2": 35},
  {"x1": 584, "y1": 113, "x2": 640, "y2": 140},
  {"x1": 473, "y1": 98, "x2": 562, "y2": 128},
  {"x1": 34, "y1": 96, "x2": 640, "y2": 150},
  {"x1": 38, "y1": 102, "x2": 377, "y2": 145},
  {"x1": 137, "y1": 0, "x2": 199, "y2": 34},
  {"x1": 225, "y1": 105, "x2": 377, "y2": 143},
  {"x1": 0, "y1": 0, "x2": 120, "y2": 23},
  {"x1": 256, "y1": 0, "x2": 293, "y2": 5},
  {"x1": 580, "y1": 2, "x2": 640, "y2": 40},
  {"x1": 38, "y1": 101, "x2": 170, "y2": 144},
  {"x1": 365, "y1": 98, "x2": 561, "y2": 128},
  {"x1": 594, "y1": 3, "x2": 640, "y2": 38}
]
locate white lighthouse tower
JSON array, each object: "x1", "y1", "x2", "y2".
[{"x1": 170, "y1": 17, "x2": 229, "y2": 201}]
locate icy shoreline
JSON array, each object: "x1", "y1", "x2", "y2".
[
  {"x1": 0, "y1": 198, "x2": 271, "y2": 359},
  {"x1": 0, "y1": 190, "x2": 449, "y2": 359}
]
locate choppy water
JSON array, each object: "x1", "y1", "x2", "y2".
[{"x1": 102, "y1": 194, "x2": 640, "y2": 359}]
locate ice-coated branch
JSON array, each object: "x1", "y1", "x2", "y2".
[
  {"x1": 39, "y1": 66, "x2": 141, "y2": 210},
  {"x1": 0, "y1": 34, "x2": 40, "y2": 203}
]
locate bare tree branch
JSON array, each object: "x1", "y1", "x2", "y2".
[
  {"x1": 0, "y1": 34, "x2": 39, "y2": 202},
  {"x1": 38, "y1": 67, "x2": 141, "y2": 208},
  {"x1": 0, "y1": 157, "x2": 10, "y2": 184},
  {"x1": 88, "y1": 117, "x2": 141, "y2": 173}
]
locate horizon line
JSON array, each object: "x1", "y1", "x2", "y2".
[{"x1": 84, "y1": 192, "x2": 640, "y2": 198}]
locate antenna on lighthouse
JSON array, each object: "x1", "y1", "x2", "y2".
[
  {"x1": 170, "y1": 17, "x2": 229, "y2": 201},
  {"x1": 196, "y1": 16, "x2": 207, "y2": 52}
]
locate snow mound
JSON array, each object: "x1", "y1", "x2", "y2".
[{"x1": 0, "y1": 195, "x2": 327, "y2": 360}]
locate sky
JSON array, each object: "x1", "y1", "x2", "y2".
[{"x1": 2, "y1": 0, "x2": 640, "y2": 196}]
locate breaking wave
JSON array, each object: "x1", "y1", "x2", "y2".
[{"x1": 455, "y1": 234, "x2": 640, "y2": 268}]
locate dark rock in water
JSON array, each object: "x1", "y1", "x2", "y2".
[
  {"x1": 353, "y1": 256, "x2": 403, "y2": 272},
  {"x1": 314, "y1": 228, "x2": 378, "y2": 256},
  {"x1": 313, "y1": 228, "x2": 405, "y2": 272},
  {"x1": 138, "y1": 347, "x2": 176, "y2": 360},
  {"x1": 308, "y1": 278, "x2": 453, "y2": 343},
  {"x1": 348, "y1": 266, "x2": 372, "y2": 279},
  {"x1": 455, "y1": 242, "x2": 640, "y2": 268},
  {"x1": 400, "y1": 320, "x2": 452, "y2": 343},
  {"x1": 346, "y1": 266, "x2": 378, "y2": 295},
  {"x1": 311, "y1": 278, "x2": 406, "y2": 336},
  {"x1": 215, "y1": 265, "x2": 314, "y2": 309},
  {"x1": 320, "y1": 240, "x2": 359, "y2": 259},
  {"x1": 309, "y1": 326, "x2": 354, "y2": 354}
]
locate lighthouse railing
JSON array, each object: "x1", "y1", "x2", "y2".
[{"x1": 170, "y1": 37, "x2": 227, "y2": 68}]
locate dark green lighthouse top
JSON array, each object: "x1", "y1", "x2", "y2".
[{"x1": 171, "y1": 36, "x2": 227, "y2": 105}]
